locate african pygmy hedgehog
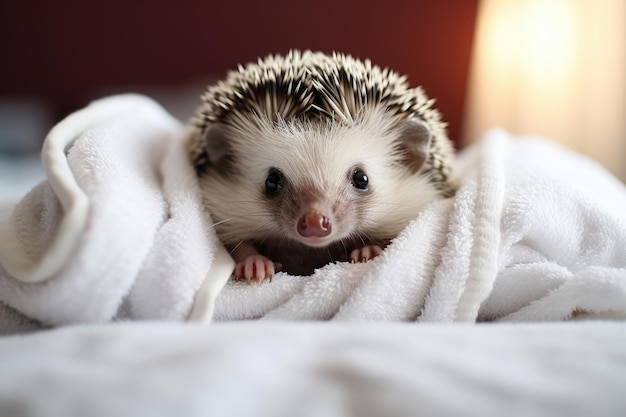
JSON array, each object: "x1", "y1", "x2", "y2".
[{"x1": 186, "y1": 50, "x2": 456, "y2": 283}]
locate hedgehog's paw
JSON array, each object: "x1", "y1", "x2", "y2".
[
  {"x1": 349, "y1": 245, "x2": 383, "y2": 264},
  {"x1": 234, "y1": 255, "x2": 282, "y2": 285}
]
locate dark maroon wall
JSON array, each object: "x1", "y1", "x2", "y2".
[{"x1": 0, "y1": 0, "x2": 477, "y2": 145}]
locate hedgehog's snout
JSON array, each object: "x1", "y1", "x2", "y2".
[
  {"x1": 284, "y1": 176, "x2": 363, "y2": 248},
  {"x1": 297, "y1": 211, "x2": 332, "y2": 239}
]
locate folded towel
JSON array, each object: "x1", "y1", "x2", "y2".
[
  {"x1": 1, "y1": 95, "x2": 625, "y2": 332},
  {"x1": 212, "y1": 130, "x2": 626, "y2": 322},
  {"x1": 0, "y1": 95, "x2": 233, "y2": 330}
]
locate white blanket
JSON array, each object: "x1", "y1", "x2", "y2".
[{"x1": 1, "y1": 95, "x2": 625, "y2": 332}]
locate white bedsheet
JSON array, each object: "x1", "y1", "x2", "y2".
[{"x1": 0, "y1": 321, "x2": 625, "y2": 417}]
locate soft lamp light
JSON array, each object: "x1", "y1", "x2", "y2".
[{"x1": 463, "y1": 0, "x2": 626, "y2": 181}]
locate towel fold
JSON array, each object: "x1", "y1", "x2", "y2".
[
  {"x1": 1, "y1": 95, "x2": 624, "y2": 332},
  {"x1": 0, "y1": 95, "x2": 232, "y2": 329}
]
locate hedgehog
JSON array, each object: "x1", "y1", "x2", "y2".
[{"x1": 186, "y1": 50, "x2": 456, "y2": 284}]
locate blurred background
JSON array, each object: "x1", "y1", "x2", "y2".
[
  {"x1": 464, "y1": 0, "x2": 626, "y2": 182},
  {"x1": 0, "y1": 0, "x2": 624, "y2": 202}
]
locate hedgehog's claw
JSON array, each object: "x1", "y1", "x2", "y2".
[
  {"x1": 235, "y1": 255, "x2": 275, "y2": 285},
  {"x1": 349, "y1": 245, "x2": 383, "y2": 264}
]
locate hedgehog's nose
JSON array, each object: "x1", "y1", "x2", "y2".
[{"x1": 297, "y1": 211, "x2": 332, "y2": 238}]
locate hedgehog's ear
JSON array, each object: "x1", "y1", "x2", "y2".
[
  {"x1": 203, "y1": 123, "x2": 232, "y2": 167},
  {"x1": 397, "y1": 118, "x2": 431, "y2": 174}
]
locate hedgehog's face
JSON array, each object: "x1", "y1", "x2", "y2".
[
  {"x1": 199, "y1": 111, "x2": 440, "y2": 249},
  {"x1": 257, "y1": 162, "x2": 373, "y2": 248}
]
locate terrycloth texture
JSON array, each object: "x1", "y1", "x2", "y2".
[
  {"x1": 0, "y1": 95, "x2": 232, "y2": 332},
  {"x1": 213, "y1": 130, "x2": 626, "y2": 322},
  {"x1": 1, "y1": 94, "x2": 625, "y2": 332}
]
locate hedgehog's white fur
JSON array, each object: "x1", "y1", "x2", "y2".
[
  {"x1": 187, "y1": 50, "x2": 456, "y2": 277},
  {"x1": 198, "y1": 108, "x2": 440, "y2": 247}
]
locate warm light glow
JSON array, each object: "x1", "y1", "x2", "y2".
[
  {"x1": 523, "y1": 1, "x2": 577, "y2": 80},
  {"x1": 463, "y1": 0, "x2": 626, "y2": 182},
  {"x1": 486, "y1": 0, "x2": 577, "y2": 81}
]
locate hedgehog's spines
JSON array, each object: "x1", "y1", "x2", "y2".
[{"x1": 186, "y1": 50, "x2": 456, "y2": 193}]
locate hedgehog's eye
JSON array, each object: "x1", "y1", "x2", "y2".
[
  {"x1": 351, "y1": 169, "x2": 369, "y2": 191},
  {"x1": 265, "y1": 169, "x2": 283, "y2": 196}
]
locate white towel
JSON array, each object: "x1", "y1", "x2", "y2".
[
  {"x1": 1, "y1": 95, "x2": 625, "y2": 332},
  {"x1": 0, "y1": 95, "x2": 232, "y2": 330},
  {"x1": 212, "y1": 130, "x2": 626, "y2": 322}
]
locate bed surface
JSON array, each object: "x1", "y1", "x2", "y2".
[{"x1": 1, "y1": 321, "x2": 625, "y2": 417}]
